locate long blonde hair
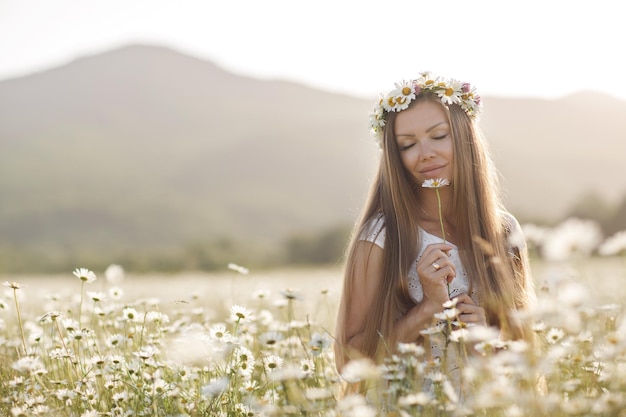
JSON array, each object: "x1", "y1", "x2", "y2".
[{"x1": 335, "y1": 94, "x2": 535, "y2": 369}]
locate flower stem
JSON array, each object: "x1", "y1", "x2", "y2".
[
  {"x1": 78, "y1": 280, "x2": 85, "y2": 329},
  {"x1": 435, "y1": 188, "x2": 446, "y2": 243},
  {"x1": 12, "y1": 288, "x2": 27, "y2": 354},
  {"x1": 435, "y1": 188, "x2": 450, "y2": 297}
]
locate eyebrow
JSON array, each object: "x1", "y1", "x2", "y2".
[{"x1": 396, "y1": 121, "x2": 448, "y2": 137}]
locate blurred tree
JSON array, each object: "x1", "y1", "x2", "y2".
[
  {"x1": 605, "y1": 194, "x2": 626, "y2": 235},
  {"x1": 283, "y1": 224, "x2": 352, "y2": 265},
  {"x1": 565, "y1": 191, "x2": 615, "y2": 225}
]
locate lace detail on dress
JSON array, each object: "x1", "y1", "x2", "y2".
[{"x1": 360, "y1": 215, "x2": 477, "y2": 304}]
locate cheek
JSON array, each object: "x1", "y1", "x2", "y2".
[{"x1": 399, "y1": 152, "x2": 416, "y2": 171}]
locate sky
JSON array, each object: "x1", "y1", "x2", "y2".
[{"x1": 1, "y1": 0, "x2": 625, "y2": 101}]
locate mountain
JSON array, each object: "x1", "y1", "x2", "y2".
[
  {"x1": 1, "y1": 44, "x2": 625, "y2": 268},
  {"x1": 479, "y1": 91, "x2": 626, "y2": 218}
]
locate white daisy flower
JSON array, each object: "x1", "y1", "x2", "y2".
[
  {"x1": 341, "y1": 358, "x2": 380, "y2": 383},
  {"x1": 68, "y1": 329, "x2": 91, "y2": 341},
  {"x1": 108, "y1": 286, "x2": 124, "y2": 300},
  {"x1": 422, "y1": 178, "x2": 450, "y2": 188},
  {"x1": 62, "y1": 318, "x2": 80, "y2": 332},
  {"x1": 546, "y1": 327, "x2": 565, "y2": 344},
  {"x1": 12, "y1": 356, "x2": 46, "y2": 373},
  {"x1": 111, "y1": 391, "x2": 128, "y2": 403},
  {"x1": 398, "y1": 392, "x2": 433, "y2": 406},
  {"x1": 135, "y1": 345, "x2": 159, "y2": 360},
  {"x1": 368, "y1": 106, "x2": 385, "y2": 132},
  {"x1": 201, "y1": 377, "x2": 230, "y2": 398},
  {"x1": 416, "y1": 71, "x2": 439, "y2": 88},
  {"x1": 104, "y1": 264, "x2": 125, "y2": 283},
  {"x1": 309, "y1": 332, "x2": 332, "y2": 354},
  {"x1": 3, "y1": 281, "x2": 22, "y2": 289},
  {"x1": 227, "y1": 262, "x2": 249, "y2": 275},
  {"x1": 434, "y1": 307, "x2": 458, "y2": 321},
  {"x1": 299, "y1": 358, "x2": 315, "y2": 377},
  {"x1": 599, "y1": 230, "x2": 626, "y2": 256},
  {"x1": 240, "y1": 379, "x2": 259, "y2": 393},
  {"x1": 209, "y1": 323, "x2": 231, "y2": 341},
  {"x1": 259, "y1": 330, "x2": 283, "y2": 346},
  {"x1": 280, "y1": 288, "x2": 303, "y2": 301},
  {"x1": 263, "y1": 354, "x2": 284, "y2": 372},
  {"x1": 234, "y1": 346, "x2": 255, "y2": 367},
  {"x1": 39, "y1": 311, "x2": 62, "y2": 323},
  {"x1": 73, "y1": 268, "x2": 96, "y2": 283},
  {"x1": 252, "y1": 289, "x2": 270, "y2": 299},
  {"x1": 420, "y1": 323, "x2": 445, "y2": 335},
  {"x1": 397, "y1": 342, "x2": 425, "y2": 356},
  {"x1": 541, "y1": 218, "x2": 602, "y2": 261},
  {"x1": 380, "y1": 93, "x2": 396, "y2": 112},
  {"x1": 234, "y1": 404, "x2": 253, "y2": 416},
  {"x1": 449, "y1": 328, "x2": 469, "y2": 343},
  {"x1": 122, "y1": 307, "x2": 141, "y2": 322},
  {"x1": 387, "y1": 80, "x2": 417, "y2": 111},
  {"x1": 146, "y1": 311, "x2": 169, "y2": 324},
  {"x1": 86, "y1": 291, "x2": 106, "y2": 302},
  {"x1": 230, "y1": 305, "x2": 252, "y2": 322},
  {"x1": 305, "y1": 387, "x2": 333, "y2": 401},
  {"x1": 107, "y1": 334, "x2": 125, "y2": 347},
  {"x1": 437, "y1": 80, "x2": 463, "y2": 105}
]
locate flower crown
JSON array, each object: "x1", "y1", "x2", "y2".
[{"x1": 369, "y1": 71, "x2": 482, "y2": 146}]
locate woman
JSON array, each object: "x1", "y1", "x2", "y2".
[{"x1": 334, "y1": 72, "x2": 536, "y2": 372}]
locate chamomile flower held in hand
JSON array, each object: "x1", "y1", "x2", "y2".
[
  {"x1": 422, "y1": 177, "x2": 450, "y2": 242},
  {"x1": 422, "y1": 178, "x2": 451, "y2": 294},
  {"x1": 422, "y1": 178, "x2": 450, "y2": 189}
]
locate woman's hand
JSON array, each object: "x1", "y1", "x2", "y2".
[
  {"x1": 416, "y1": 243, "x2": 455, "y2": 308},
  {"x1": 453, "y1": 293, "x2": 486, "y2": 326}
]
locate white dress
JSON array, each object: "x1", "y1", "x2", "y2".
[
  {"x1": 360, "y1": 214, "x2": 479, "y2": 305},
  {"x1": 360, "y1": 215, "x2": 479, "y2": 364},
  {"x1": 360, "y1": 214, "x2": 524, "y2": 400}
]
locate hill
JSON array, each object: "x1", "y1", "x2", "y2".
[{"x1": 1, "y1": 44, "x2": 625, "y2": 270}]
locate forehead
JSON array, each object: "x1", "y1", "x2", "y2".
[{"x1": 394, "y1": 100, "x2": 449, "y2": 134}]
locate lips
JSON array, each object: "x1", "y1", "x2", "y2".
[{"x1": 420, "y1": 164, "x2": 446, "y2": 175}]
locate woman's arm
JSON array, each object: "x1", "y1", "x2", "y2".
[
  {"x1": 336, "y1": 241, "x2": 445, "y2": 369},
  {"x1": 336, "y1": 241, "x2": 384, "y2": 362}
]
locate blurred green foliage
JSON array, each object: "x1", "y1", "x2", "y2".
[{"x1": 0, "y1": 224, "x2": 353, "y2": 274}]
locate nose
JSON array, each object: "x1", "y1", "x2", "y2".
[{"x1": 420, "y1": 142, "x2": 437, "y2": 161}]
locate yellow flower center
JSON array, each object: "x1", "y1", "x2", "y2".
[
  {"x1": 396, "y1": 97, "x2": 406, "y2": 105},
  {"x1": 445, "y1": 87, "x2": 454, "y2": 97},
  {"x1": 401, "y1": 86, "x2": 412, "y2": 96}
]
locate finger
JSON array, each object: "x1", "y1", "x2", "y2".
[
  {"x1": 430, "y1": 259, "x2": 455, "y2": 275},
  {"x1": 434, "y1": 266, "x2": 456, "y2": 283},
  {"x1": 418, "y1": 255, "x2": 455, "y2": 277},
  {"x1": 459, "y1": 313, "x2": 486, "y2": 325},
  {"x1": 453, "y1": 294, "x2": 475, "y2": 306},
  {"x1": 456, "y1": 304, "x2": 486, "y2": 323},
  {"x1": 458, "y1": 313, "x2": 479, "y2": 323},
  {"x1": 422, "y1": 243, "x2": 455, "y2": 259}
]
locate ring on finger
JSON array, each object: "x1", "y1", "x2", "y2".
[{"x1": 432, "y1": 262, "x2": 441, "y2": 271}]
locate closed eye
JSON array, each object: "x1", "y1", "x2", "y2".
[{"x1": 399, "y1": 143, "x2": 415, "y2": 151}]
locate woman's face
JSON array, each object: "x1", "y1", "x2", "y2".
[{"x1": 394, "y1": 100, "x2": 454, "y2": 185}]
